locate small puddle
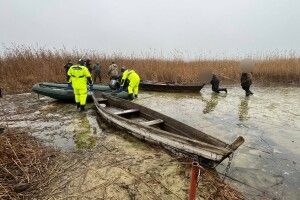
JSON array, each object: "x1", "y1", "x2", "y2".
[{"x1": 74, "y1": 131, "x2": 96, "y2": 149}]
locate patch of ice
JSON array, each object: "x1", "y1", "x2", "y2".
[{"x1": 273, "y1": 149, "x2": 282, "y2": 154}]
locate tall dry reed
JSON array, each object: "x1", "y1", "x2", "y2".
[{"x1": 0, "y1": 46, "x2": 299, "y2": 94}]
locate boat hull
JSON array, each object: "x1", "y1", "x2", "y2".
[
  {"x1": 92, "y1": 92, "x2": 244, "y2": 168},
  {"x1": 140, "y1": 81, "x2": 205, "y2": 93},
  {"x1": 32, "y1": 82, "x2": 130, "y2": 101}
]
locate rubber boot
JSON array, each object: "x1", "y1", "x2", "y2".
[
  {"x1": 128, "y1": 93, "x2": 134, "y2": 100},
  {"x1": 225, "y1": 89, "x2": 228, "y2": 93},
  {"x1": 134, "y1": 94, "x2": 138, "y2": 98},
  {"x1": 80, "y1": 105, "x2": 85, "y2": 112},
  {"x1": 76, "y1": 103, "x2": 80, "y2": 109},
  {"x1": 213, "y1": 89, "x2": 220, "y2": 93}
]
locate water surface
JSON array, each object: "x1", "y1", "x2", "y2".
[
  {"x1": 135, "y1": 86, "x2": 300, "y2": 200},
  {"x1": 0, "y1": 86, "x2": 299, "y2": 199}
]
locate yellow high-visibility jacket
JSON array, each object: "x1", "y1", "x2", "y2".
[
  {"x1": 121, "y1": 69, "x2": 140, "y2": 85},
  {"x1": 67, "y1": 65, "x2": 91, "y2": 89}
]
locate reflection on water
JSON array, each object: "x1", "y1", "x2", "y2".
[
  {"x1": 136, "y1": 86, "x2": 300, "y2": 200},
  {"x1": 73, "y1": 116, "x2": 97, "y2": 149},
  {"x1": 200, "y1": 92, "x2": 250, "y2": 121},
  {"x1": 238, "y1": 97, "x2": 250, "y2": 121},
  {"x1": 199, "y1": 93, "x2": 227, "y2": 114},
  {"x1": 74, "y1": 131, "x2": 96, "y2": 149}
]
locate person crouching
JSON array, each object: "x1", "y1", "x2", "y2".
[
  {"x1": 120, "y1": 66, "x2": 140, "y2": 100},
  {"x1": 67, "y1": 59, "x2": 93, "y2": 111},
  {"x1": 210, "y1": 74, "x2": 227, "y2": 93}
]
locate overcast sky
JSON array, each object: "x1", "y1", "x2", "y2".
[{"x1": 0, "y1": 0, "x2": 299, "y2": 59}]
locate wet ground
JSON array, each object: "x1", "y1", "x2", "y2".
[
  {"x1": 0, "y1": 93, "x2": 241, "y2": 199},
  {"x1": 0, "y1": 86, "x2": 299, "y2": 199},
  {"x1": 136, "y1": 86, "x2": 300, "y2": 200}
]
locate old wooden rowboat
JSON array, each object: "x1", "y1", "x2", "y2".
[
  {"x1": 140, "y1": 80, "x2": 205, "y2": 93},
  {"x1": 32, "y1": 82, "x2": 130, "y2": 101},
  {"x1": 92, "y1": 91, "x2": 244, "y2": 168}
]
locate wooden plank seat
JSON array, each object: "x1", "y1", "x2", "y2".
[
  {"x1": 141, "y1": 119, "x2": 164, "y2": 126},
  {"x1": 114, "y1": 109, "x2": 139, "y2": 115}
]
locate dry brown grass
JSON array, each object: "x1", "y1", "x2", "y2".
[
  {"x1": 0, "y1": 46, "x2": 299, "y2": 94},
  {"x1": 0, "y1": 129, "x2": 57, "y2": 199}
]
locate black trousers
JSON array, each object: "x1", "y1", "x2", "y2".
[
  {"x1": 212, "y1": 84, "x2": 226, "y2": 93},
  {"x1": 242, "y1": 84, "x2": 253, "y2": 96},
  {"x1": 93, "y1": 72, "x2": 101, "y2": 83}
]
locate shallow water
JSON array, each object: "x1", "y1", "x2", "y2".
[
  {"x1": 0, "y1": 86, "x2": 299, "y2": 199},
  {"x1": 0, "y1": 93, "x2": 100, "y2": 150},
  {"x1": 0, "y1": 93, "x2": 235, "y2": 199},
  {"x1": 135, "y1": 86, "x2": 300, "y2": 199}
]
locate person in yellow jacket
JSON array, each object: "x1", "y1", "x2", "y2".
[
  {"x1": 120, "y1": 66, "x2": 140, "y2": 100},
  {"x1": 67, "y1": 59, "x2": 93, "y2": 111}
]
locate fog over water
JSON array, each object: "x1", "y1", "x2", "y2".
[{"x1": 1, "y1": 0, "x2": 300, "y2": 59}]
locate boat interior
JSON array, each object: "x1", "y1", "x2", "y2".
[
  {"x1": 95, "y1": 93, "x2": 244, "y2": 154},
  {"x1": 95, "y1": 96, "x2": 166, "y2": 130}
]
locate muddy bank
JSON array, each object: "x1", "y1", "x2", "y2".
[{"x1": 0, "y1": 93, "x2": 242, "y2": 199}]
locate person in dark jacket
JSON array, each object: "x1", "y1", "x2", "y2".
[
  {"x1": 241, "y1": 72, "x2": 253, "y2": 96},
  {"x1": 64, "y1": 60, "x2": 73, "y2": 79},
  {"x1": 93, "y1": 63, "x2": 101, "y2": 83},
  {"x1": 84, "y1": 59, "x2": 93, "y2": 73},
  {"x1": 210, "y1": 74, "x2": 227, "y2": 93}
]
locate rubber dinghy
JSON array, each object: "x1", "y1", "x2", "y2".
[
  {"x1": 32, "y1": 82, "x2": 130, "y2": 101},
  {"x1": 92, "y1": 91, "x2": 245, "y2": 168}
]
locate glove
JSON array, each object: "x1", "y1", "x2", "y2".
[
  {"x1": 120, "y1": 79, "x2": 124, "y2": 85},
  {"x1": 67, "y1": 83, "x2": 72, "y2": 90},
  {"x1": 89, "y1": 84, "x2": 93, "y2": 91}
]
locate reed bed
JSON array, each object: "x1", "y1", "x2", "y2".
[
  {"x1": 0, "y1": 129, "x2": 57, "y2": 199},
  {"x1": 0, "y1": 46, "x2": 299, "y2": 94}
]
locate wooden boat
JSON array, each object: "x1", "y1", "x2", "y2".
[
  {"x1": 32, "y1": 82, "x2": 130, "y2": 101},
  {"x1": 140, "y1": 80, "x2": 205, "y2": 93},
  {"x1": 92, "y1": 91, "x2": 244, "y2": 168}
]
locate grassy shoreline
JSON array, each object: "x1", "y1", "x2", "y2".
[{"x1": 0, "y1": 47, "x2": 299, "y2": 94}]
